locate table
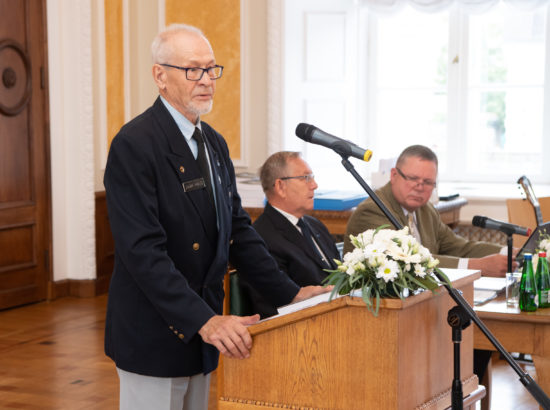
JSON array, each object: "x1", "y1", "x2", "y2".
[
  {"x1": 244, "y1": 197, "x2": 468, "y2": 236},
  {"x1": 474, "y1": 297, "x2": 550, "y2": 407}
]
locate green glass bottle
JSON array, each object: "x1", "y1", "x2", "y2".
[
  {"x1": 536, "y1": 251, "x2": 550, "y2": 308},
  {"x1": 520, "y1": 253, "x2": 537, "y2": 312}
]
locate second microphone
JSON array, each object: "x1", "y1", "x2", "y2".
[{"x1": 472, "y1": 216, "x2": 531, "y2": 237}]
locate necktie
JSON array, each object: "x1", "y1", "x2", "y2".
[
  {"x1": 192, "y1": 127, "x2": 215, "y2": 205},
  {"x1": 297, "y1": 218, "x2": 329, "y2": 268},
  {"x1": 407, "y1": 212, "x2": 421, "y2": 243}
]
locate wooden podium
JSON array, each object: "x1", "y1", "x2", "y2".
[{"x1": 218, "y1": 270, "x2": 483, "y2": 409}]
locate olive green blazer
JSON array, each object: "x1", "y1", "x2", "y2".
[{"x1": 344, "y1": 182, "x2": 502, "y2": 268}]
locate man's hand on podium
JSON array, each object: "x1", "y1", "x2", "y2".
[
  {"x1": 199, "y1": 286, "x2": 332, "y2": 359},
  {"x1": 199, "y1": 314, "x2": 260, "y2": 359},
  {"x1": 292, "y1": 285, "x2": 333, "y2": 303}
]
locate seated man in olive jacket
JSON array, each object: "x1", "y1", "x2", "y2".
[
  {"x1": 345, "y1": 144, "x2": 515, "y2": 276},
  {"x1": 243, "y1": 151, "x2": 341, "y2": 318}
]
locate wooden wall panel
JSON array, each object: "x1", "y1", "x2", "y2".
[
  {"x1": 95, "y1": 192, "x2": 114, "y2": 295},
  {"x1": 104, "y1": 0, "x2": 125, "y2": 147},
  {"x1": 0, "y1": 225, "x2": 34, "y2": 271},
  {"x1": 165, "y1": 0, "x2": 242, "y2": 160}
]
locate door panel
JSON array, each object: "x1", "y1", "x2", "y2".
[{"x1": 0, "y1": 0, "x2": 51, "y2": 309}]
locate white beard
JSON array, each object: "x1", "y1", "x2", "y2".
[{"x1": 189, "y1": 99, "x2": 213, "y2": 118}]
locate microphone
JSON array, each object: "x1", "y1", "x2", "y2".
[
  {"x1": 472, "y1": 216, "x2": 531, "y2": 237},
  {"x1": 295, "y1": 123, "x2": 373, "y2": 162}
]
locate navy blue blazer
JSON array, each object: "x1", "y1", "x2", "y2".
[
  {"x1": 104, "y1": 98, "x2": 299, "y2": 377},
  {"x1": 246, "y1": 203, "x2": 341, "y2": 317}
]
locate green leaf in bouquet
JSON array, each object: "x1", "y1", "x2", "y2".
[
  {"x1": 404, "y1": 272, "x2": 437, "y2": 292},
  {"x1": 433, "y1": 268, "x2": 452, "y2": 287},
  {"x1": 373, "y1": 224, "x2": 391, "y2": 235},
  {"x1": 349, "y1": 271, "x2": 364, "y2": 286}
]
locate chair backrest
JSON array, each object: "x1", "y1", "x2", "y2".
[
  {"x1": 223, "y1": 269, "x2": 255, "y2": 316},
  {"x1": 506, "y1": 197, "x2": 550, "y2": 247}
]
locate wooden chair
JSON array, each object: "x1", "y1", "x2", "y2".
[
  {"x1": 219, "y1": 269, "x2": 256, "y2": 403},
  {"x1": 506, "y1": 197, "x2": 550, "y2": 247},
  {"x1": 222, "y1": 269, "x2": 254, "y2": 316}
]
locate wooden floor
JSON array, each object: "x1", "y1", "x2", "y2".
[{"x1": 0, "y1": 295, "x2": 541, "y2": 409}]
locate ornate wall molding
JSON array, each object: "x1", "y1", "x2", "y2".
[
  {"x1": 47, "y1": 0, "x2": 96, "y2": 281},
  {"x1": 78, "y1": 0, "x2": 97, "y2": 281}
]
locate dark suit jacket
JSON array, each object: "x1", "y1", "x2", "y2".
[
  {"x1": 245, "y1": 203, "x2": 340, "y2": 317},
  {"x1": 103, "y1": 97, "x2": 299, "y2": 377}
]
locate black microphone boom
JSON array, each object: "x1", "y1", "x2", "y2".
[
  {"x1": 295, "y1": 123, "x2": 373, "y2": 162},
  {"x1": 472, "y1": 216, "x2": 531, "y2": 237}
]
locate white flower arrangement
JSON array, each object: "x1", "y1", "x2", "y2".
[
  {"x1": 534, "y1": 232, "x2": 550, "y2": 268},
  {"x1": 538, "y1": 237, "x2": 550, "y2": 255},
  {"x1": 324, "y1": 225, "x2": 447, "y2": 316}
]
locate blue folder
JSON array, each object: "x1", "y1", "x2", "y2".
[{"x1": 313, "y1": 191, "x2": 368, "y2": 211}]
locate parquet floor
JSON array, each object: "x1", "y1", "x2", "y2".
[{"x1": 0, "y1": 295, "x2": 541, "y2": 409}]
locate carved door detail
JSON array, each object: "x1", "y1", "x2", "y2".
[{"x1": 0, "y1": 0, "x2": 51, "y2": 309}]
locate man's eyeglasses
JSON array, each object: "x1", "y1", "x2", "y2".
[
  {"x1": 279, "y1": 173, "x2": 316, "y2": 183},
  {"x1": 395, "y1": 167, "x2": 437, "y2": 188},
  {"x1": 159, "y1": 64, "x2": 224, "y2": 81}
]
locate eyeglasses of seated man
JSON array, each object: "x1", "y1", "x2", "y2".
[
  {"x1": 274, "y1": 158, "x2": 318, "y2": 218},
  {"x1": 279, "y1": 173, "x2": 316, "y2": 184},
  {"x1": 395, "y1": 167, "x2": 437, "y2": 189}
]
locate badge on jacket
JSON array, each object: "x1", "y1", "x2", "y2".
[{"x1": 182, "y1": 178, "x2": 206, "y2": 192}]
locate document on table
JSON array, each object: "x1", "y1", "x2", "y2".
[
  {"x1": 474, "y1": 276, "x2": 506, "y2": 292},
  {"x1": 473, "y1": 276, "x2": 506, "y2": 305}
]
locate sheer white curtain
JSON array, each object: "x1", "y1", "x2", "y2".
[{"x1": 360, "y1": 0, "x2": 549, "y2": 14}]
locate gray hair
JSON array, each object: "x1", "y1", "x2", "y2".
[
  {"x1": 396, "y1": 145, "x2": 438, "y2": 168},
  {"x1": 151, "y1": 23, "x2": 207, "y2": 64},
  {"x1": 259, "y1": 151, "x2": 302, "y2": 195}
]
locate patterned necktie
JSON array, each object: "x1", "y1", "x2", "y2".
[
  {"x1": 407, "y1": 212, "x2": 421, "y2": 243},
  {"x1": 192, "y1": 127, "x2": 215, "y2": 205},
  {"x1": 297, "y1": 218, "x2": 329, "y2": 267}
]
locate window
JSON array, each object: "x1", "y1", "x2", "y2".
[
  {"x1": 372, "y1": 8, "x2": 449, "y2": 169},
  {"x1": 280, "y1": 1, "x2": 550, "y2": 190},
  {"x1": 462, "y1": 6, "x2": 547, "y2": 178}
]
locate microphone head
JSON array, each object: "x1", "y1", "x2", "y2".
[
  {"x1": 295, "y1": 123, "x2": 316, "y2": 142},
  {"x1": 471, "y1": 216, "x2": 487, "y2": 227}
]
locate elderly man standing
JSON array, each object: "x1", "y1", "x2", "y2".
[
  {"x1": 244, "y1": 152, "x2": 341, "y2": 317},
  {"x1": 103, "y1": 24, "x2": 327, "y2": 410},
  {"x1": 345, "y1": 144, "x2": 515, "y2": 276}
]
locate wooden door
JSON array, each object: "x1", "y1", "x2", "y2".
[{"x1": 0, "y1": 0, "x2": 51, "y2": 309}]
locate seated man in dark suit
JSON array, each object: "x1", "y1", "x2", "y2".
[{"x1": 244, "y1": 151, "x2": 341, "y2": 318}]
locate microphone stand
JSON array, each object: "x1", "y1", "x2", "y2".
[
  {"x1": 339, "y1": 155, "x2": 550, "y2": 409},
  {"x1": 448, "y1": 306, "x2": 471, "y2": 410},
  {"x1": 506, "y1": 233, "x2": 514, "y2": 274}
]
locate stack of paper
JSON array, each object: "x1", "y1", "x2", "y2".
[
  {"x1": 474, "y1": 277, "x2": 506, "y2": 292},
  {"x1": 473, "y1": 276, "x2": 506, "y2": 305}
]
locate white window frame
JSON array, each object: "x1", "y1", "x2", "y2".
[{"x1": 270, "y1": 0, "x2": 550, "y2": 187}]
